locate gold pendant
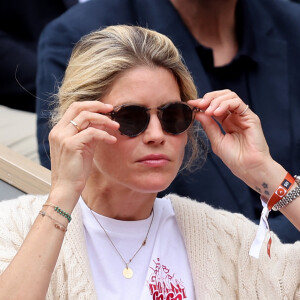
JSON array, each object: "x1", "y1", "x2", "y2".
[{"x1": 123, "y1": 267, "x2": 133, "y2": 279}]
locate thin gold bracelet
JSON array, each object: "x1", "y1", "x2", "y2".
[{"x1": 39, "y1": 210, "x2": 67, "y2": 232}]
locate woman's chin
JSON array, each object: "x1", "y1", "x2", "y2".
[{"x1": 132, "y1": 178, "x2": 173, "y2": 194}]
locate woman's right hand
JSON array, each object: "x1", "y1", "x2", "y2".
[
  {"x1": 48, "y1": 101, "x2": 119, "y2": 209},
  {"x1": 0, "y1": 101, "x2": 119, "y2": 299}
]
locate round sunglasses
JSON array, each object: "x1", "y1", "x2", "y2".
[{"x1": 104, "y1": 101, "x2": 200, "y2": 137}]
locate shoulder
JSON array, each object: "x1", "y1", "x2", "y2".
[
  {"x1": 37, "y1": 0, "x2": 142, "y2": 63},
  {"x1": 168, "y1": 193, "x2": 257, "y2": 237},
  {"x1": 41, "y1": 0, "x2": 139, "y2": 40},
  {"x1": 251, "y1": 0, "x2": 300, "y2": 37},
  {"x1": 262, "y1": 0, "x2": 300, "y2": 17},
  {"x1": 250, "y1": 0, "x2": 300, "y2": 18},
  {"x1": 168, "y1": 193, "x2": 215, "y2": 219},
  {"x1": 169, "y1": 193, "x2": 238, "y2": 219}
]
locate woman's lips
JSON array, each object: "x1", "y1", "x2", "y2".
[{"x1": 136, "y1": 154, "x2": 170, "y2": 167}]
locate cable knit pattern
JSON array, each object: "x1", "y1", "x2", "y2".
[
  {"x1": 0, "y1": 194, "x2": 299, "y2": 299},
  {"x1": 170, "y1": 194, "x2": 300, "y2": 300},
  {"x1": 0, "y1": 195, "x2": 97, "y2": 300}
]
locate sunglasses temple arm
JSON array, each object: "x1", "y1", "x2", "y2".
[{"x1": 101, "y1": 112, "x2": 114, "y2": 117}]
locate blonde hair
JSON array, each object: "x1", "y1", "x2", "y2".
[{"x1": 52, "y1": 25, "x2": 207, "y2": 170}]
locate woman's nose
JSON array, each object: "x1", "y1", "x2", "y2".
[{"x1": 142, "y1": 114, "x2": 165, "y2": 145}]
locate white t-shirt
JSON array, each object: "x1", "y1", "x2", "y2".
[{"x1": 79, "y1": 197, "x2": 196, "y2": 300}]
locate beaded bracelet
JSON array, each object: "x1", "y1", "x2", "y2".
[
  {"x1": 272, "y1": 175, "x2": 300, "y2": 211},
  {"x1": 43, "y1": 203, "x2": 72, "y2": 223},
  {"x1": 39, "y1": 211, "x2": 67, "y2": 232}
]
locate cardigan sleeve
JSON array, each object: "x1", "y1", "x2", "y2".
[
  {"x1": 0, "y1": 195, "x2": 97, "y2": 299},
  {"x1": 0, "y1": 195, "x2": 45, "y2": 274},
  {"x1": 218, "y1": 207, "x2": 300, "y2": 299},
  {"x1": 170, "y1": 194, "x2": 300, "y2": 299}
]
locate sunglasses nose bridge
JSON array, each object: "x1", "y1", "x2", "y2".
[
  {"x1": 156, "y1": 107, "x2": 163, "y2": 121},
  {"x1": 143, "y1": 107, "x2": 165, "y2": 134},
  {"x1": 149, "y1": 107, "x2": 162, "y2": 127},
  {"x1": 145, "y1": 107, "x2": 163, "y2": 123},
  {"x1": 147, "y1": 107, "x2": 159, "y2": 114}
]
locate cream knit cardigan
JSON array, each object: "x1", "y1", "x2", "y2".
[{"x1": 0, "y1": 194, "x2": 299, "y2": 299}]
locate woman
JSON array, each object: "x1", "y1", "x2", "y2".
[{"x1": 0, "y1": 25, "x2": 299, "y2": 299}]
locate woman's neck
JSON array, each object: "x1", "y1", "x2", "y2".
[{"x1": 81, "y1": 174, "x2": 156, "y2": 221}]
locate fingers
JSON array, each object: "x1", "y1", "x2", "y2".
[
  {"x1": 188, "y1": 89, "x2": 250, "y2": 118},
  {"x1": 68, "y1": 110, "x2": 119, "y2": 134},
  {"x1": 60, "y1": 100, "x2": 114, "y2": 127},
  {"x1": 72, "y1": 126, "x2": 118, "y2": 145},
  {"x1": 187, "y1": 89, "x2": 255, "y2": 153},
  {"x1": 49, "y1": 101, "x2": 122, "y2": 200},
  {"x1": 195, "y1": 112, "x2": 224, "y2": 154},
  {"x1": 69, "y1": 120, "x2": 81, "y2": 133},
  {"x1": 52, "y1": 100, "x2": 120, "y2": 141}
]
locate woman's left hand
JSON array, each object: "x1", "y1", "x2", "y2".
[
  {"x1": 189, "y1": 90, "x2": 300, "y2": 230},
  {"x1": 188, "y1": 89, "x2": 280, "y2": 186}
]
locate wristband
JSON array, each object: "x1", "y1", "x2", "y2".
[
  {"x1": 267, "y1": 173, "x2": 295, "y2": 210},
  {"x1": 272, "y1": 175, "x2": 300, "y2": 211},
  {"x1": 250, "y1": 172, "x2": 295, "y2": 259}
]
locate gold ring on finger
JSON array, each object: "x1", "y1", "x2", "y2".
[
  {"x1": 239, "y1": 105, "x2": 249, "y2": 116},
  {"x1": 70, "y1": 120, "x2": 81, "y2": 133}
]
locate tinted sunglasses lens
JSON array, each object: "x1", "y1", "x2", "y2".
[
  {"x1": 113, "y1": 106, "x2": 149, "y2": 137},
  {"x1": 161, "y1": 103, "x2": 193, "y2": 134}
]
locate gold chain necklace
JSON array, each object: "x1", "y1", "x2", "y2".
[{"x1": 89, "y1": 208, "x2": 154, "y2": 279}]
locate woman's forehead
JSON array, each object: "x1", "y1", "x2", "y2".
[{"x1": 101, "y1": 66, "x2": 181, "y2": 107}]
